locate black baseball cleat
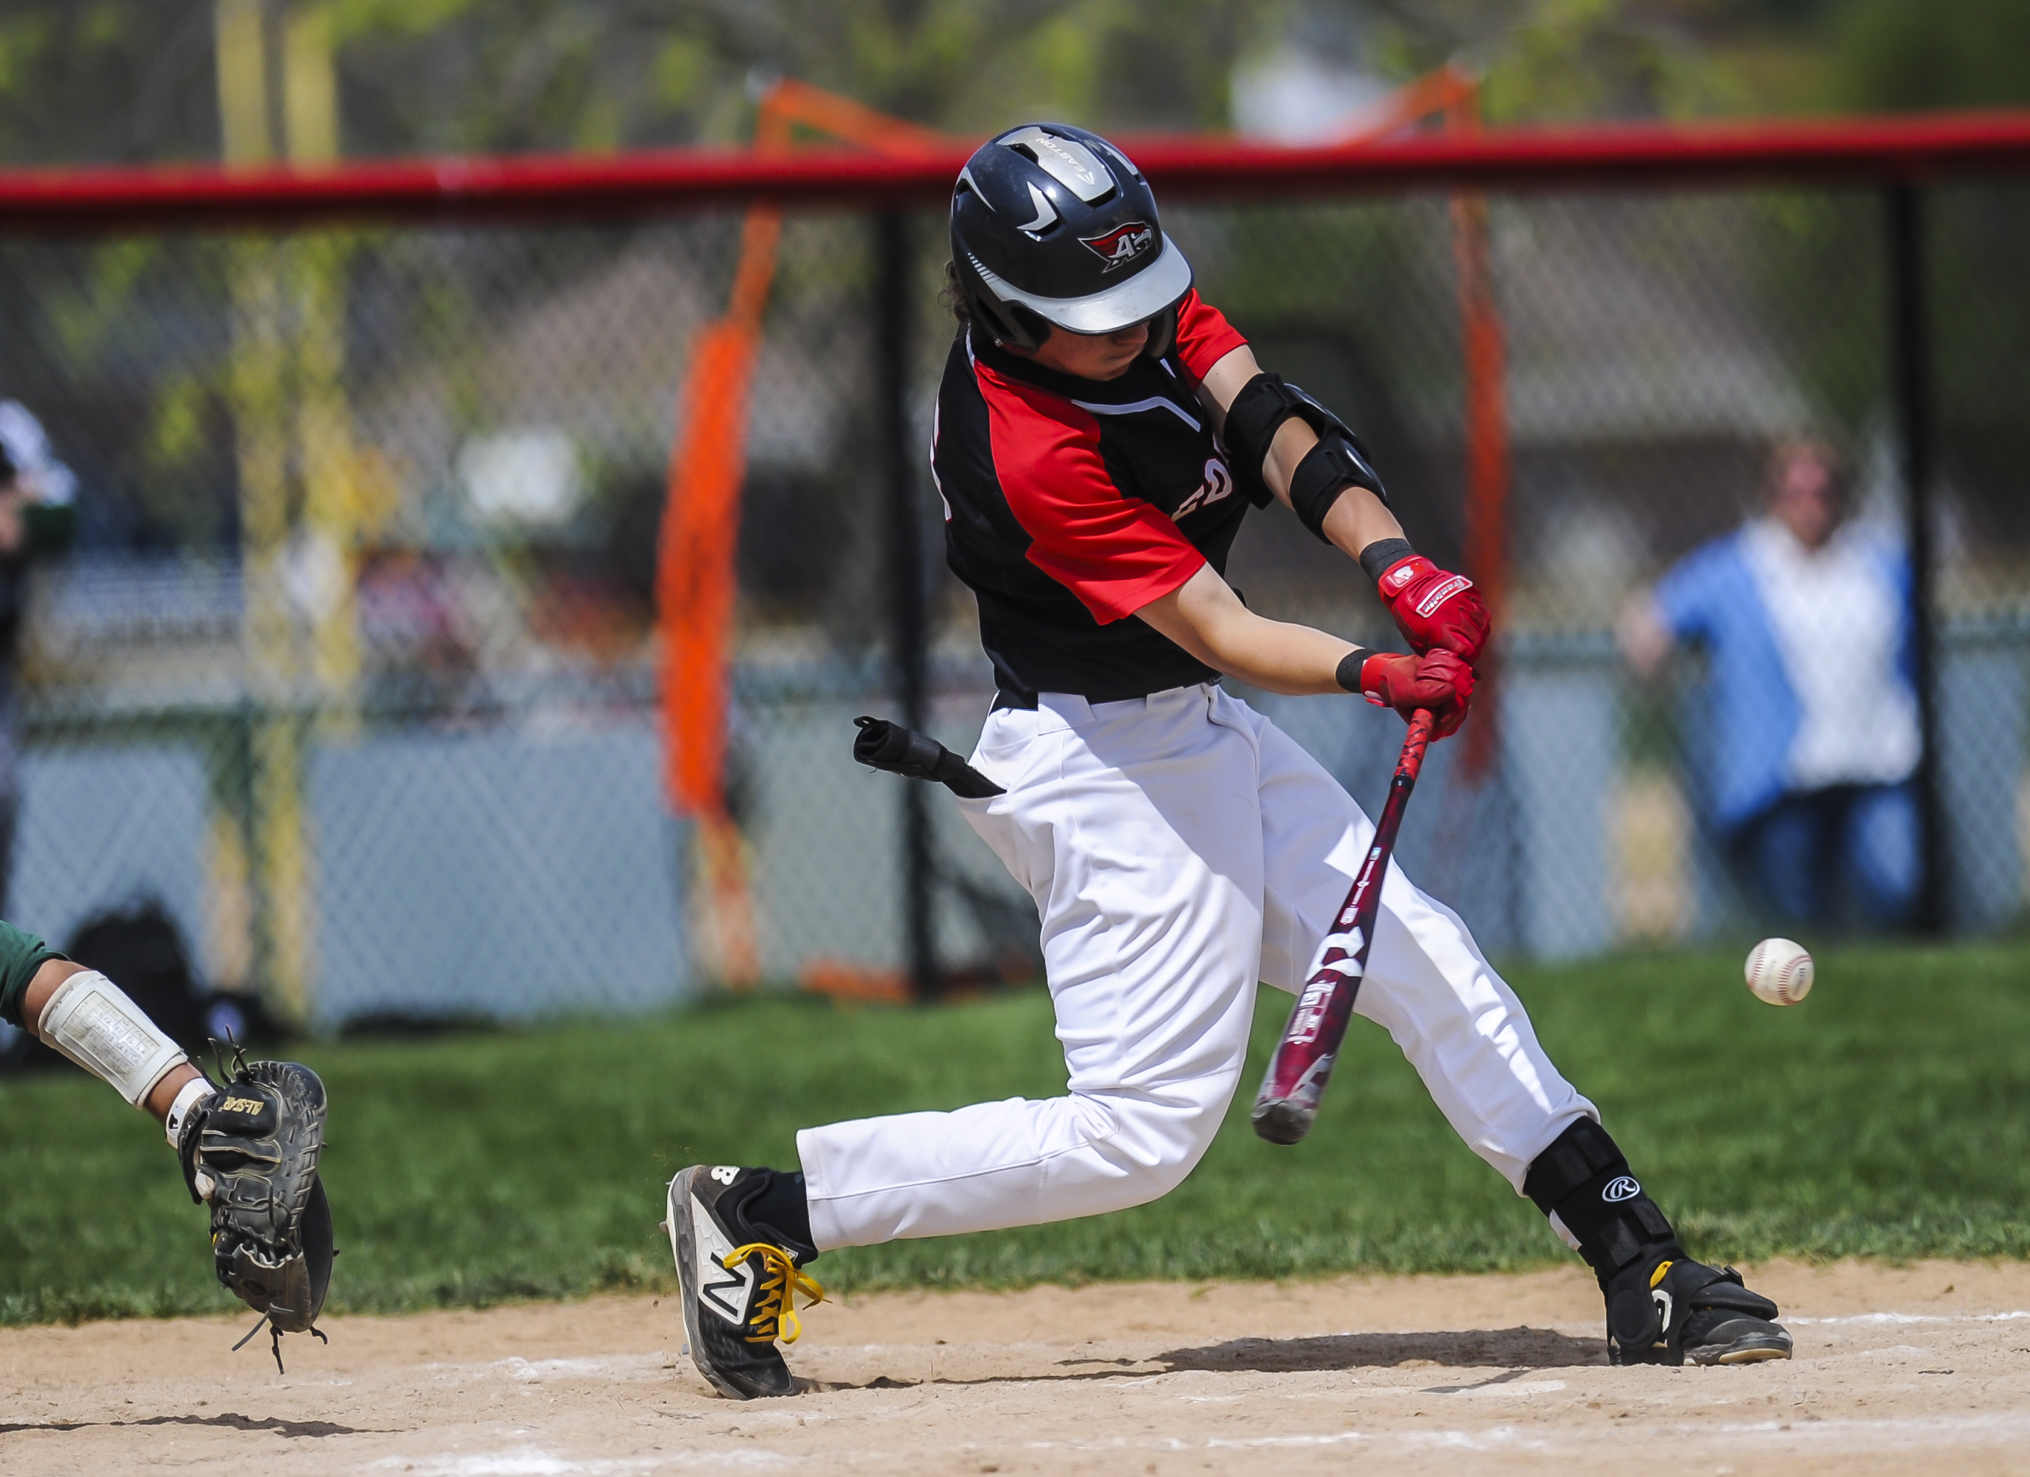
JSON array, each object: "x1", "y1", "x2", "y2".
[
  {"x1": 665, "y1": 1165, "x2": 824, "y2": 1399},
  {"x1": 1606, "y1": 1255, "x2": 1792, "y2": 1366}
]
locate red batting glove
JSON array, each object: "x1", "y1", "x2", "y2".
[
  {"x1": 1359, "y1": 648, "x2": 1475, "y2": 739},
  {"x1": 1376, "y1": 555, "x2": 1491, "y2": 666}
]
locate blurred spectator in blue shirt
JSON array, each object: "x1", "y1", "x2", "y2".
[
  {"x1": 0, "y1": 401, "x2": 76, "y2": 912},
  {"x1": 1620, "y1": 439, "x2": 1921, "y2": 928}
]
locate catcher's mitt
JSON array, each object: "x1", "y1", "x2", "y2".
[{"x1": 178, "y1": 1056, "x2": 334, "y2": 1371}]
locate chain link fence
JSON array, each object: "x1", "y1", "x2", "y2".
[{"x1": 0, "y1": 168, "x2": 2023, "y2": 1031}]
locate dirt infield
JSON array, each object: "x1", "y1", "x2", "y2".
[{"x1": 4, "y1": 1259, "x2": 2029, "y2": 1475}]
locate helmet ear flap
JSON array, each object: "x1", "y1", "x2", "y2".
[
  {"x1": 1000, "y1": 301, "x2": 1053, "y2": 352},
  {"x1": 952, "y1": 252, "x2": 1049, "y2": 351},
  {"x1": 973, "y1": 294, "x2": 1050, "y2": 352},
  {"x1": 1141, "y1": 306, "x2": 1177, "y2": 360}
]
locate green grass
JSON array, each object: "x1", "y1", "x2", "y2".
[{"x1": 4, "y1": 940, "x2": 2030, "y2": 1324}]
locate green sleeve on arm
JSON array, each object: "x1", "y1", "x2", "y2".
[{"x1": 0, "y1": 920, "x2": 66, "y2": 1028}]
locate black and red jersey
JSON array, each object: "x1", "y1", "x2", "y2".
[{"x1": 934, "y1": 289, "x2": 1254, "y2": 704}]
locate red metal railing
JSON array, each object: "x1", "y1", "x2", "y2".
[{"x1": 2, "y1": 109, "x2": 2030, "y2": 232}]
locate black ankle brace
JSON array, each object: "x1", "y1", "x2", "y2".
[{"x1": 1523, "y1": 1119, "x2": 1678, "y2": 1281}]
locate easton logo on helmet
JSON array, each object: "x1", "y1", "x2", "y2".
[{"x1": 1080, "y1": 221, "x2": 1156, "y2": 272}]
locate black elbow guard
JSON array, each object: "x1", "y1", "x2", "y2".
[
  {"x1": 1221, "y1": 371, "x2": 1388, "y2": 538},
  {"x1": 1289, "y1": 436, "x2": 1385, "y2": 543}
]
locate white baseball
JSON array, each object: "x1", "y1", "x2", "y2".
[{"x1": 1744, "y1": 938, "x2": 1814, "y2": 1006}]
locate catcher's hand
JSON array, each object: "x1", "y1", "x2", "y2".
[{"x1": 178, "y1": 1056, "x2": 334, "y2": 1371}]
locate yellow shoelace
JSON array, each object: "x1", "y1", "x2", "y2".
[{"x1": 729, "y1": 1242, "x2": 825, "y2": 1345}]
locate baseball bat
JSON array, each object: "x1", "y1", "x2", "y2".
[{"x1": 1251, "y1": 706, "x2": 1436, "y2": 1145}]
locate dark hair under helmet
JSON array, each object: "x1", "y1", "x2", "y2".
[{"x1": 949, "y1": 123, "x2": 1193, "y2": 351}]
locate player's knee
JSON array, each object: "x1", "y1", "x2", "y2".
[{"x1": 1081, "y1": 1082, "x2": 1230, "y2": 1207}]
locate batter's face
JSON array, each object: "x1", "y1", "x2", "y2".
[{"x1": 1023, "y1": 320, "x2": 1150, "y2": 381}]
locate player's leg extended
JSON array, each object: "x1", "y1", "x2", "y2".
[
  {"x1": 668, "y1": 686, "x2": 1267, "y2": 1397},
  {"x1": 1248, "y1": 700, "x2": 1590, "y2": 1182},
  {"x1": 1246, "y1": 700, "x2": 1790, "y2": 1366},
  {"x1": 802, "y1": 688, "x2": 1265, "y2": 1243}
]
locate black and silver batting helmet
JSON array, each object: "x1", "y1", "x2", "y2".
[{"x1": 949, "y1": 123, "x2": 1193, "y2": 351}]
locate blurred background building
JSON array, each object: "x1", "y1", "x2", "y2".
[{"x1": 0, "y1": 0, "x2": 2025, "y2": 1031}]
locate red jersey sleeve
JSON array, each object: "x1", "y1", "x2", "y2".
[
  {"x1": 1172, "y1": 289, "x2": 1248, "y2": 380},
  {"x1": 979, "y1": 364, "x2": 1205, "y2": 623}
]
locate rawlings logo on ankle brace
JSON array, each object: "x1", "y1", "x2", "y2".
[{"x1": 1603, "y1": 1175, "x2": 1641, "y2": 1203}]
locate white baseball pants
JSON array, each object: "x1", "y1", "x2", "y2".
[{"x1": 797, "y1": 683, "x2": 1594, "y2": 1252}]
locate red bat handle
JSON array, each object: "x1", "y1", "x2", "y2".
[{"x1": 1251, "y1": 707, "x2": 1434, "y2": 1145}]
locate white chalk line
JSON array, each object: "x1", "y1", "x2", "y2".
[
  {"x1": 498, "y1": 1355, "x2": 673, "y2": 1383},
  {"x1": 1015, "y1": 1407, "x2": 2030, "y2": 1461},
  {"x1": 360, "y1": 1405, "x2": 2030, "y2": 1474},
  {"x1": 371, "y1": 1446, "x2": 787, "y2": 1475},
  {"x1": 1689, "y1": 1412, "x2": 2030, "y2": 1447},
  {"x1": 414, "y1": 1354, "x2": 674, "y2": 1387},
  {"x1": 1788, "y1": 1309, "x2": 2030, "y2": 1326},
  {"x1": 1025, "y1": 1426, "x2": 1545, "y2": 1455}
]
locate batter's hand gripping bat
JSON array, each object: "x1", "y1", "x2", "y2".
[{"x1": 1251, "y1": 707, "x2": 1435, "y2": 1145}]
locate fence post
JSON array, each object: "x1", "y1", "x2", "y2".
[
  {"x1": 1888, "y1": 182, "x2": 1944, "y2": 934},
  {"x1": 878, "y1": 211, "x2": 936, "y2": 998}
]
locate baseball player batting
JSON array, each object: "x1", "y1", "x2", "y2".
[
  {"x1": 0, "y1": 919, "x2": 332, "y2": 1370},
  {"x1": 667, "y1": 122, "x2": 1790, "y2": 1400}
]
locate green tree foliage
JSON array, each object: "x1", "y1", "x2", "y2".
[
  {"x1": 0, "y1": 4, "x2": 219, "y2": 164},
  {"x1": 1359, "y1": 0, "x2": 2030, "y2": 122},
  {"x1": 328, "y1": 0, "x2": 1281, "y2": 154},
  {"x1": 0, "y1": 0, "x2": 1288, "y2": 168},
  {"x1": 4, "y1": 1, "x2": 2027, "y2": 172},
  {"x1": 1834, "y1": 0, "x2": 2030, "y2": 111}
]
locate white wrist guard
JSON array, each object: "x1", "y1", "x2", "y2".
[
  {"x1": 36, "y1": 969, "x2": 189, "y2": 1108},
  {"x1": 164, "y1": 1074, "x2": 215, "y2": 1148}
]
